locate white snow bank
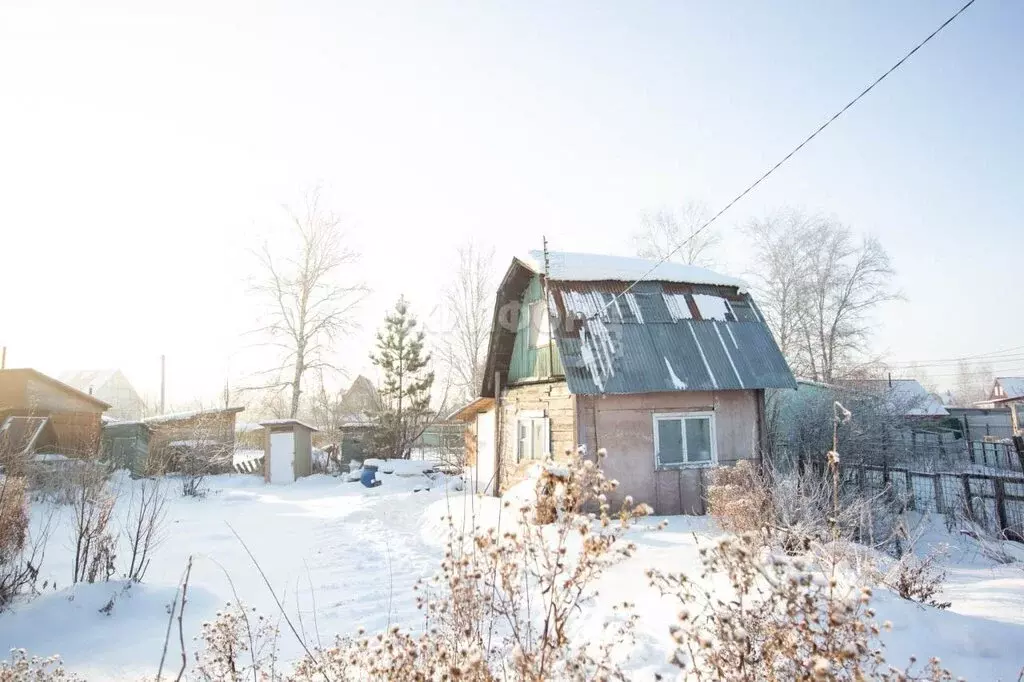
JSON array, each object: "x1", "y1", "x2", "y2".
[{"x1": 522, "y1": 250, "x2": 748, "y2": 291}]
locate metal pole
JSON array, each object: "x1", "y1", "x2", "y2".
[
  {"x1": 160, "y1": 355, "x2": 166, "y2": 414},
  {"x1": 1, "y1": 346, "x2": 5, "y2": 369}
]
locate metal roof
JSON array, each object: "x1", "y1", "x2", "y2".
[{"x1": 550, "y1": 281, "x2": 795, "y2": 395}]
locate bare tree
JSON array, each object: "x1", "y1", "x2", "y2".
[
  {"x1": 747, "y1": 210, "x2": 898, "y2": 382},
  {"x1": 953, "y1": 360, "x2": 994, "y2": 406},
  {"x1": 632, "y1": 201, "x2": 720, "y2": 267},
  {"x1": 438, "y1": 241, "x2": 495, "y2": 401},
  {"x1": 306, "y1": 369, "x2": 346, "y2": 431},
  {"x1": 122, "y1": 477, "x2": 169, "y2": 582},
  {"x1": 252, "y1": 189, "x2": 368, "y2": 418}
]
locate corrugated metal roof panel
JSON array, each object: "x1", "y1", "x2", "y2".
[{"x1": 552, "y1": 282, "x2": 796, "y2": 395}]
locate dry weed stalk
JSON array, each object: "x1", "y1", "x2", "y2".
[{"x1": 0, "y1": 650, "x2": 81, "y2": 681}]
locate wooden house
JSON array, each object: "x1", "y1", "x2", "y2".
[
  {"x1": 58, "y1": 369, "x2": 147, "y2": 421},
  {"x1": 0, "y1": 368, "x2": 110, "y2": 457},
  {"x1": 466, "y1": 251, "x2": 796, "y2": 514}
]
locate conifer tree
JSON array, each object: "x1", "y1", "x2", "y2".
[{"x1": 370, "y1": 297, "x2": 435, "y2": 459}]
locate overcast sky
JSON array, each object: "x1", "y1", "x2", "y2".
[{"x1": 1, "y1": 0, "x2": 1021, "y2": 405}]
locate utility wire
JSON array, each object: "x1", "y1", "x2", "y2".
[
  {"x1": 592, "y1": 0, "x2": 979, "y2": 320},
  {"x1": 885, "y1": 344, "x2": 1024, "y2": 367}
]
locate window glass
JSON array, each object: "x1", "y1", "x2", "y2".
[
  {"x1": 531, "y1": 419, "x2": 547, "y2": 459},
  {"x1": 656, "y1": 419, "x2": 684, "y2": 465},
  {"x1": 518, "y1": 421, "x2": 529, "y2": 461},
  {"x1": 685, "y1": 418, "x2": 713, "y2": 462}
]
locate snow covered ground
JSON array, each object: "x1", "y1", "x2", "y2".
[{"x1": 2, "y1": 469, "x2": 1024, "y2": 679}]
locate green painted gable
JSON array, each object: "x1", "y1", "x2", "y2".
[{"x1": 508, "y1": 275, "x2": 564, "y2": 383}]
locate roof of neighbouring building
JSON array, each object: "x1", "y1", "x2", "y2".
[
  {"x1": 995, "y1": 377, "x2": 1024, "y2": 399},
  {"x1": 57, "y1": 369, "x2": 121, "y2": 393},
  {"x1": 483, "y1": 253, "x2": 795, "y2": 396},
  {"x1": 0, "y1": 368, "x2": 111, "y2": 409},
  {"x1": 835, "y1": 378, "x2": 949, "y2": 417},
  {"x1": 138, "y1": 406, "x2": 245, "y2": 425},
  {"x1": 259, "y1": 419, "x2": 319, "y2": 432}
]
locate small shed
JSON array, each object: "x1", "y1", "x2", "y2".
[
  {"x1": 261, "y1": 419, "x2": 318, "y2": 484},
  {"x1": 100, "y1": 421, "x2": 152, "y2": 474}
]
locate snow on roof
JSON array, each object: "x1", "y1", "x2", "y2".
[
  {"x1": 996, "y1": 377, "x2": 1024, "y2": 399},
  {"x1": 521, "y1": 250, "x2": 748, "y2": 291},
  {"x1": 143, "y1": 406, "x2": 244, "y2": 425},
  {"x1": 259, "y1": 419, "x2": 319, "y2": 431},
  {"x1": 839, "y1": 379, "x2": 949, "y2": 417}
]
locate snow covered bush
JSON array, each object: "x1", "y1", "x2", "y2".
[
  {"x1": 647, "y1": 533, "x2": 954, "y2": 681},
  {"x1": 884, "y1": 546, "x2": 951, "y2": 611},
  {"x1": 122, "y1": 477, "x2": 169, "y2": 583},
  {"x1": 193, "y1": 602, "x2": 280, "y2": 682},
  {"x1": 0, "y1": 649, "x2": 81, "y2": 681},
  {"x1": 68, "y1": 465, "x2": 116, "y2": 584},
  {"x1": 706, "y1": 460, "x2": 772, "y2": 536},
  {"x1": 0, "y1": 476, "x2": 35, "y2": 609}
]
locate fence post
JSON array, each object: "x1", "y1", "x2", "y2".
[
  {"x1": 933, "y1": 473, "x2": 945, "y2": 513},
  {"x1": 968, "y1": 439, "x2": 975, "y2": 464},
  {"x1": 904, "y1": 469, "x2": 915, "y2": 510},
  {"x1": 859, "y1": 461, "x2": 866, "y2": 491},
  {"x1": 961, "y1": 474, "x2": 973, "y2": 521},
  {"x1": 994, "y1": 477, "x2": 1009, "y2": 538},
  {"x1": 1013, "y1": 436, "x2": 1024, "y2": 472}
]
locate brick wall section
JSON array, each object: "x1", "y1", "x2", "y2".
[{"x1": 497, "y1": 380, "x2": 576, "y2": 494}]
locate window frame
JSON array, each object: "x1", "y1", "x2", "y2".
[
  {"x1": 516, "y1": 412, "x2": 550, "y2": 462},
  {"x1": 652, "y1": 411, "x2": 717, "y2": 469}
]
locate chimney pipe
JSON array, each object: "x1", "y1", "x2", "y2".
[{"x1": 1, "y1": 346, "x2": 5, "y2": 370}]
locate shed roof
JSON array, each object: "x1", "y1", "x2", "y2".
[
  {"x1": 834, "y1": 379, "x2": 949, "y2": 417},
  {"x1": 141, "y1": 406, "x2": 245, "y2": 425},
  {"x1": 0, "y1": 368, "x2": 111, "y2": 409},
  {"x1": 259, "y1": 419, "x2": 319, "y2": 432},
  {"x1": 450, "y1": 397, "x2": 495, "y2": 422}
]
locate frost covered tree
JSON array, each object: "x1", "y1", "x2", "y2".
[
  {"x1": 251, "y1": 188, "x2": 368, "y2": 418},
  {"x1": 438, "y1": 241, "x2": 495, "y2": 401},
  {"x1": 953, "y1": 360, "x2": 993, "y2": 406},
  {"x1": 370, "y1": 298, "x2": 435, "y2": 459},
  {"x1": 747, "y1": 210, "x2": 897, "y2": 382},
  {"x1": 631, "y1": 200, "x2": 719, "y2": 267}
]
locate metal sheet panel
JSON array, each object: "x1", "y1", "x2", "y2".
[{"x1": 552, "y1": 282, "x2": 796, "y2": 395}]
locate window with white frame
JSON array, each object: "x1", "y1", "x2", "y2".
[
  {"x1": 517, "y1": 412, "x2": 550, "y2": 461},
  {"x1": 653, "y1": 412, "x2": 716, "y2": 468}
]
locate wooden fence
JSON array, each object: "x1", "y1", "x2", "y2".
[{"x1": 849, "y1": 462, "x2": 1024, "y2": 542}]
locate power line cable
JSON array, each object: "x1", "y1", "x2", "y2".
[
  {"x1": 885, "y1": 344, "x2": 1024, "y2": 367},
  {"x1": 592, "y1": 0, "x2": 979, "y2": 320}
]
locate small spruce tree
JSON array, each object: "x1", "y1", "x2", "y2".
[{"x1": 370, "y1": 297, "x2": 435, "y2": 459}]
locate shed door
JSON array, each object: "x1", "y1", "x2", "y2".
[
  {"x1": 475, "y1": 411, "x2": 496, "y2": 496},
  {"x1": 269, "y1": 432, "x2": 295, "y2": 484}
]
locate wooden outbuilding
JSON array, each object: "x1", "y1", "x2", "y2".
[
  {"x1": 261, "y1": 419, "x2": 318, "y2": 484},
  {"x1": 0, "y1": 368, "x2": 110, "y2": 457}
]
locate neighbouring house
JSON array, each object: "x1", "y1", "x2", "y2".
[
  {"x1": 464, "y1": 251, "x2": 796, "y2": 514},
  {"x1": 835, "y1": 378, "x2": 949, "y2": 421},
  {"x1": 337, "y1": 375, "x2": 381, "y2": 462},
  {"x1": 0, "y1": 368, "x2": 110, "y2": 457},
  {"x1": 944, "y1": 406, "x2": 1013, "y2": 440},
  {"x1": 976, "y1": 377, "x2": 1024, "y2": 435},
  {"x1": 58, "y1": 369, "x2": 147, "y2": 421}
]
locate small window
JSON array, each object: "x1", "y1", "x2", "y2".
[
  {"x1": 653, "y1": 412, "x2": 716, "y2": 468},
  {"x1": 529, "y1": 300, "x2": 551, "y2": 348},
  {"x1": 517, "y1": 416, "x2": 550, "y2": 461}
]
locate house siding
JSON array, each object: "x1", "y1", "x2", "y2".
[
  {"x1": 1, "y1": 376, "x2": 106, "y2": 456},
  {"x1": 497, "y1": 380, "x2": 575, "y2": 494},
  {"x1": 576, "y1": 389, "x2": 761, "y2": 515}
]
